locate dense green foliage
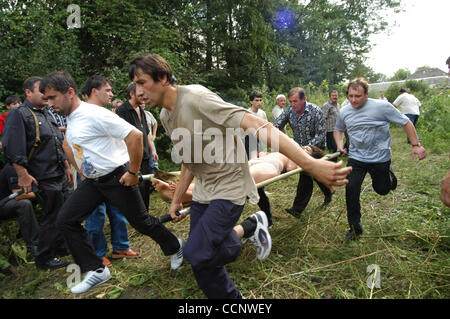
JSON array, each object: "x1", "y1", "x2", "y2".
[
  {"x1": 0, "y1": 0, "x2": 401, "y2": 103},
  {"x1": 0, "y1": 0, "x2": 403, "y2": 162}
]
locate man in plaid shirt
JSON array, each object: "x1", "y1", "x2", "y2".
[{"x1": 273, "y1": 87, "x2": 332, "y2": 218}]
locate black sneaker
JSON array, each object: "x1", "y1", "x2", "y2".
[
  {"x1": 285, "y1": 208, "x2": 302, "y2": 218},
  {"x1": 389, "y1": 168, "x2": 397, "y2": 191},
  {"x1": 36, "y1": 257, "x2": 70, "y2": 270}
]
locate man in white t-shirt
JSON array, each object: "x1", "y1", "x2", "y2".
[
  {"x1": 129, "y1": 54, "x2": 351, "y2": 299},
  {"x1": 393, "y1": 88, "x2": 421, "y2": 143},
  {"x1": 248, "y1": 90, "x2": 267, "y2": 121},
  {"x1": 39, "y1": 71, "x2": 183, "y2": 295}
]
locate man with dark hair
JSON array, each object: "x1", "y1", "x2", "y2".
[
  {"x1": 116, "y1": 83, "x2": 153, "y2": 210},
  {"x1": 393, "y1": 88, "x2": 421, "y2": 144},
  {"x1": 2, "y1": 76, "x2": 72, "y2": 270},
  {"x1": 40, "y1": 71, "x2": 182, "y2": 294},
  {"x1": 334, "y1": 77, "x2": 427, "y2": 240},
  {"x1": 321, "y1": 90, "x2": 340, "y2": 160},
  {"x1": 273, "y1": 87, "x2": 332, "y2": 217},
  {"x1": 75, "y1": 76, "x2": 140, "y2": 267},
  {"x1": 129, "y1": 53, "x2": 351, "y2": 299}
]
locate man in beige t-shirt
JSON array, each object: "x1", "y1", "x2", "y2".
[{"x1": 129, "y1": 54, "x2": 351, "y2": 299}]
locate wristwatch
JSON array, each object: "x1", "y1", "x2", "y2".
[{"x1": 412, "y1": 143, "x2": 421, "y2": 147}]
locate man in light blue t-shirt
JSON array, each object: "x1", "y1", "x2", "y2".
[{"x1": 334, "y1": 78, "x2": 427, "y2": 240}]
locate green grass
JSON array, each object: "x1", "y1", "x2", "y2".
[{"x1": 0, "y1": 126, "x2": 449, "y2": 299}]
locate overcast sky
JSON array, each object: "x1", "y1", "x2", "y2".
[{"x1": 366, "y1": 0, "x2": 450, "y2": 77}]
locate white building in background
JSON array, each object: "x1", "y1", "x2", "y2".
[{"x1": 369, "y1": 68, "x2": 449, "y2": 92}]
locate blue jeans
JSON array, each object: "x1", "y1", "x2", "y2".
[
  {"x1": 84, "y1": 201, "x2": 130, "y2": 257},
  {"x1": 405, "y1": 114, "x2": 419, "y2": 143},
  {"x1": 183, "y1": 200, "x2": 244, "y2": 299},
  {"x1": 78, "y1": 174, "x2": 130, "y2": 257},
  {"x1": 148, "y1": 143, "x2": 158, "y2": 174}
]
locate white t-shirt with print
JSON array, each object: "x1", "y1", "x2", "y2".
[{"x1": 66, "y1": 101, "x2": 135, "y2": 178}]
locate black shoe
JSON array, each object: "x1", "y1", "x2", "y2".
[
  {"x1": 389, "y1": 168, "x2": 397, "y2": 191},
  {"x1": 322, "y1": 195, "x2": 332, "y2": 206},
  {"x1": 55, "y1": 247, "x2": 70, "y2": 257},
  {"x1": 36, "y1": 258, "x2": 70, "y2": 270},
  {"x1": 344, "y1": 225, "x2": 363, "y2": 241},
  {"x1": 28, "y1": 245, "x2": 39, "y2": 258},
  {"x1": 285, "y1": 208, "x2": 302, "y2": 218}
]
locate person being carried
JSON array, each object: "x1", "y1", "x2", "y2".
[{"x1": 152, "y1": 145, "x2": 326, "y2": 205}]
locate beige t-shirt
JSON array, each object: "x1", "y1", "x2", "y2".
[{"x1": 160, "y1": 85, "x2": 259, "y2": 205}]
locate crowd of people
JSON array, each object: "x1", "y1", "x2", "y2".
[{"x1": 0, "y1": 53, "x2": 447, "y2": 299}]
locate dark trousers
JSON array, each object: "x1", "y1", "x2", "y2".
[
  {"x1": 183, "y1": 200, "x2": 243, "y2": 299},
  {"x1": 139, "y1": 160, "x2": 152, "y2": 210},
  {"x1": 257, "y1": 187, "x2": 272, "y2": 224},
  {"x1": 326, "y1": 132, "x2": 338, "y2": 162},
  {"x1": 345, "y1": 158, "x2": 394, "y2": 230},
  {"x1": 35, "y1": 177, "x2": 66, "y2": 263},
  {"x1": 56, "y1": 164, "x2": 179, "y2": 273},
  {"x1": 0, "y1": 199, "x2": 39, "y2": 249},
  {"x1": 292, "y1": 172, "x2": 331, "y2": 212},
  {"x1": 405, "y1": 114, "x2": 419, "y2": 143}
]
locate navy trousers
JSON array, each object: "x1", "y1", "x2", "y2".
[{"x1": 183, "y1": 200, "x2": 244, "y2": 299}]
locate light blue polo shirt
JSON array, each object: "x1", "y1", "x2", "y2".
[{"x1": 334, "y1": 98, "x2": 409, "y2": 163}]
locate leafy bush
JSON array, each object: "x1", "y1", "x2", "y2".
[{"x1": 416, "y1": 89, "x2": 450, "y2": 153}]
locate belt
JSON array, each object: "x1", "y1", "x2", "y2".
[{"x1": 92, "y1": 164, "x2": 127, "y2": 183}]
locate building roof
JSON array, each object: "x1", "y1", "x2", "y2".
[{"x1": 408, "y1": 68, "x2": 447, "y2": 80}]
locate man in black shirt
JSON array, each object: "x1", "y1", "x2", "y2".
[
  {"x1": 116, "y1": 83, "x2": 152, "y2": 210},
  {"x1": 2, "y1": 76, "x2": 72, "y2": 270},
  {"x1": 0, "y1": 164, "x2": 39, "y2": 257}
]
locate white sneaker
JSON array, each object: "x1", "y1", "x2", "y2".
[
  {"x1": 70, "y1": 266, "x2": 111, "y2": 294},
  {"x1": 170, "y1": 238, "x2": 183, "y2": 270},
  {"x1": 249, "y1": 211, "x2": 272, "y2": 260}
]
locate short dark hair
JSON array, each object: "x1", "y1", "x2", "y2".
[
  {"x1": 249, "y1": 90, "x2": 263, "y2": 101},
  {"x1": 129, "y1": 54, "x2": 176, "y2": 85},
  {"x1": 82, "y1": 75, "x2": 111, "y2": 98},
  {"x1": 446, "y1": 56, "x2": 450, "y2": 65},
  {"x1": 288, "y1": 87, "x2": 306, "y2": 100},
  {"x1": 329, "y1": 90, "x2": 338, "y2": 97},
  {"x1": 39, "y1": 71, "x2": 78, "y2": 95},
  {"x1": 23, "y1": 76, "x2": 42, "y2": 92},
  {"x1": 5, "y1": 95, "x2": 22, "y2": 106},
  {"x1": 347, "y1": 78, "x2": 369, "y2": 95},
  {"x1": 399, "y1": 88, "x2": 407, "y2": 93}
]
